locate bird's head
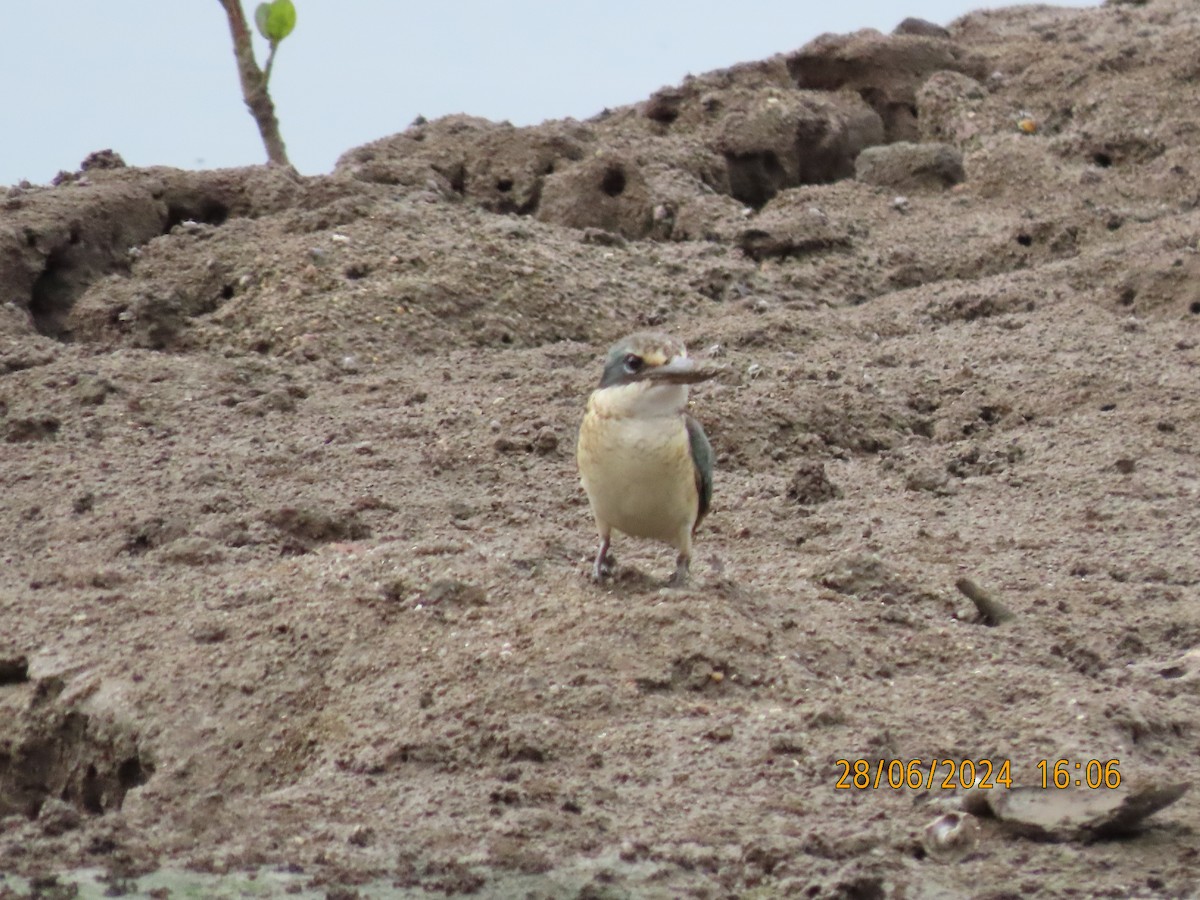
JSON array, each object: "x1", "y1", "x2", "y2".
[{"x1": 591, "y1": 331, "x2": 717, "y2": 418}]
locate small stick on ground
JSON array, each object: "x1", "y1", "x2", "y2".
[{"x1": 956, "y1": 577, "x2": 1016, "y2": 626}]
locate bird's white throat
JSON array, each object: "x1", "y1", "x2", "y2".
[{"x1": 592, "y1": 381, "x2": 689, "y2": 420}]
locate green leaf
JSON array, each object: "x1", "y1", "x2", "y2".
[{"x1": 254, "y1": 0, "x2": 296, "y2": 44}]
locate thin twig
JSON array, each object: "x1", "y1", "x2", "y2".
[
  {"x1": 217, "y1": 0, "x2": 290, "y2": 167},
  {"x1": 263, "y1": 42, "x2": 278, "y2": 86}
]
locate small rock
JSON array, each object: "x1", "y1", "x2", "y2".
[
  {"x1": 73, "y1": 374, "x2": 117, "y2": 406},
  {"x1": 977, "y1": 781, "x2": 1190, "y2": 841},
  {"x1": 190, "y1": 622, "x2": 229, "y2": 644},
  {"x1": 83, "y1": 568, "x2": 126, "y2": 590},
  {"x1": 736, "y1": 203, "x2": 853, "y2": 261},
  {"x1": 580, "y1": 228, "x2": 627, "y2": 248},
  {"x1": 241, "y1": 389, "x2": 297, "y2": 416},
  {"x1": 159, "y1": 536, "x2": 225, "y2": 566},
  {"x1": 532, "y1": 427, "x2": 559, "y2": 455},
  {"x1": 704, "y1": 723, "x2": 734, "y2": 742},
  {"x1": 817, "y1": 553, "x2": 898, "y2": 597},
  {"x1": 894, "y1": 17, "x2": 951, "y2": 38},
  {"x1": 856, "y1": 142, "x2": 965, "y2": 191},
  {"x1": 263, "y1": 506, "x2": 370, "y2": 551},
  {"x1": 80, "y1": 149, "x2": 127, "y2": 170},
  {"x1": 768, "y1": 733, "x2": 805, "y2": 755},
  {"x1": 1131, "y1": 647, "x2": 1200, "y2": 683},
  {"x1": 642, "y1": 87, "x2": 685, "y2": 124},
  {"x1": 123, "y1": 516, "x2": 187, "y2": 555},
  {"x1": 787, "y1": 461, "x2": 841, "y2": 506},
  {"x1": 38, "y1": 799, "x2": 82, "y2": 836},
  {"x1": 5, "y1": 416, "x2": 61, "y2": 443},
  {"x1": 422, "y1": 580, "x2": 488, "y2": 608},
  {"x1": 905, "y1": 466, "x2": 957, "y2": 496},
  {"x1": 380, "y1": 577, "x2": 410, "y2": 603},
  {"x1": 923, "y1": 812, "x2": 979, "y2": 860}
]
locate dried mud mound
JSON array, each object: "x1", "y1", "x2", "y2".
[{"x1": 2, "y1": 2, "x2": 1200, "y2": 898}]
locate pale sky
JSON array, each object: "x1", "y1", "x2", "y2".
[{"x1": 2, "y1": 2, "x2": 1096, "y2": 187}]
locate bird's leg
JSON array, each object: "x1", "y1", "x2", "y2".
[
  {"x1": 592, "y1": 533, "x2": 615, "y2": 581},
  {"x1": 668, "y1": 551, "x2": 690, "y2": 587}
]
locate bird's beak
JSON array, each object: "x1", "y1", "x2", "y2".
[{"x1": 641, "y1": 355, "x2": 721, "y2": 385}]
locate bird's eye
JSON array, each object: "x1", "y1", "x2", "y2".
[{"x1": 622, "y1": 354, "x2": 644, "y2": 374}]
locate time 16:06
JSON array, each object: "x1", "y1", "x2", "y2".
[{"x1": 1036, "y1": 759, "x2": 1122, "y2": 789}]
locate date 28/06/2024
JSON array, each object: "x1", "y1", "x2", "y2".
[{"x1": 833, "y1": 758, "x2": 1123, "y2": 791}]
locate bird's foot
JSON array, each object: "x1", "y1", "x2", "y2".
[
  {"x1": 592, "y1": 552, "x2": 616, "y2": 582},
  {"x1": 667, "y1": 557, "x2": 690, "y2": 588}
]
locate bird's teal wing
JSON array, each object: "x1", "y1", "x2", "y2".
[{"x1": 685, "y1": 414, "x2": 713, "y2": 528}]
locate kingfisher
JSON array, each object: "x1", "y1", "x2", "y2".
[{"x1": 577, "y1": 332, "x2": 717, "y2": 586}]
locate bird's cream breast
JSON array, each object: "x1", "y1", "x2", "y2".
[{"x1": 578, "y1": 388, "x2": 699, "y2": 546}]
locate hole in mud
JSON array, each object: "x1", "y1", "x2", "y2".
[
  {"x1": 496, "y1": 177, "x2": 514, "y2": 193},
  {"x1": 909, "y1": 419, "x2": 934, "y2": 438},
  {"x1": 1015, "y1": 233, "x2": 1033, "y2": 247},
  {"x1": 125, "y1": 533, "x2": 153, "y2": 555},
  {"x1": 1190, "y1": 300, "x2": 1200, "y2": 315},
  {"x1": 509, "y1": 746, "x2": 546, "y2": 764},
  {"x1": 220, "y1": 284, "x2": 235, "y2": 300},
  {"x1": 165, "y1": 199, "x2": 229, "y2": 232},
  {"x1": 0, "y1": 702, "x2": 154, "y2": 819},
  {"x1": 600, "y1": 166, "x2": 627, "y2": 198},
  {"x1": 516, "y1": 181, "x2": 543, "y2": 216},
  {"x1": 80, "y1": 765, "x2": 103, "y2": 815},
  {"x1": 725, "y1": 150, "x2": 787, "y2": 208},
  {"x1": 29, "y1": 247, "x2": 76, "y2": 341},
  {"x1": 1093, "y1": 151, "x2": 1113, "y2": 168},
  {"x1": 0, "y1": 656, "x2": 29, "y2": 685},
  {"x1": 1119, "y1": 287, "x2": 1137, "y2": 307},
  {"x1": 117, "y1": 756, "x2": 151, "y2": 790},
  {"x1": 439, "y1": 163, "x2": 466, "y2": 195}
]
